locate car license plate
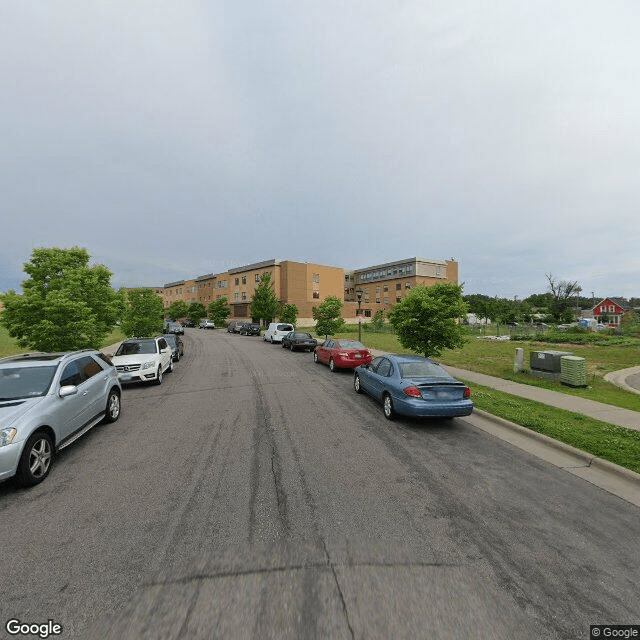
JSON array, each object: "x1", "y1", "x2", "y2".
[{"x1": 355, "y1": 354, "x2": 361, "y2": 359}]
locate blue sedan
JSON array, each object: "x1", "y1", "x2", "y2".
[{"x1": 353, "y1": 354, "x2": 473, "y2": 420}]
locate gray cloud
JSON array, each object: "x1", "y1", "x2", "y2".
[{"x1": 1, "y1": 0, "x2": 638, "y2": 298}]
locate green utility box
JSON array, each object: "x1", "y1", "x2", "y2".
[{"x1": 560, "y1": 355, "x2": 588, "y2": 388}]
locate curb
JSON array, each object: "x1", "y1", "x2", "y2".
[{"x1": 473, "y1": 408, "x2": 640, "y2": 484}]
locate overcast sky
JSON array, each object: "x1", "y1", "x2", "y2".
[{"x1": 1, "y1": 1, "x2": 638, "y2": 300}]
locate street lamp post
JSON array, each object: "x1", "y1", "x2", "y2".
[{"x1": 356, "y1": 289, "x2": 363, "y2": 343}]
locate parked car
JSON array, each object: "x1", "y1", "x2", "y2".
[
  {"x1": 164, "y1": 321, "x2": 184, "y2": 335},
  {"x1": 353, "y1": 354, "x2": 473, "y2": 420},
  {"x1": 314, "y1": 338, "x2": 372, "y2": 371},
  {"x1": 227, "y1": 320, "x2": 244, "y2": 333},
  {"x1": 239, "y1": 323, "x2": 261, "y2": 336},
  {"x1": 182, "y1": 319, "x2": 195, "y2": 328},
  {"x1": 162, "y1": 333, "x2": 184, "y2": 361},
  {"x1": 263, "y1": 323, "x2": 294, "y2": 343},
  {"x1": 111, "y1": 337, "x2": 173, "y2": 385},
  {"x1": 282, "y1": 331, "x2": 318, "y2": 351},
  {"x1": 0, "y1": 350, "x2": 122, "y2": 486},
  {"x1": 199, "y1": 319, "x2": 216, "y2": 329}
]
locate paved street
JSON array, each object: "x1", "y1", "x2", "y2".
[{"x1": 1, "y1": 329, "x2": 638, "y2": 640}]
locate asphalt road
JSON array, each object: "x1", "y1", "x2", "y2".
[{"x1": 1, "y1": 329, "x2": 638, "y2": 640}]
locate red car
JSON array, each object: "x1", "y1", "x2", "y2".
[{"x1": 313, "y1": 339, "x2": 372, "y2": 372}]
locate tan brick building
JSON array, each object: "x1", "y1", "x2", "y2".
[{"x1": 159, "y1": 257, "x2": 458, "y2": 326}]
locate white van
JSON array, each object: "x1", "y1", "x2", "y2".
[{"x1": 263, "y1": 322, "x2": 294, "y2": 343}]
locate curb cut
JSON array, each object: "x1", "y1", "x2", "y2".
[{"x1": 473, "y1": 408, "x2": 640, "y2": 485}]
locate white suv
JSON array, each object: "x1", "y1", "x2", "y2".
[
  {"x1": 111, "y1": 337, "x2": 173, "y2": 385},
  {"x1": 263, "y1": 323, "x2": 294, "y2": 343}
]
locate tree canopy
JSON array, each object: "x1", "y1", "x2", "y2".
[
  {"x1": 313, "y1": 296, "x2": 344, "y2": 337},
  {"x1": 278, "y1": 303, "x2": 298, "y2": 326},
  {"x1": 0, "y1": 247, "x2": 121, "y2": 351},
  {"x1": 121, "y1": 288, "x2": 165, "y2": 337},
  {"x1": 187, "y1": 302, "x2": 206, "y2": 326},
  {"x1": 208, "y1": 297, "x2": 231, "y2": 326},
  {"x1": 166, "y1": 300, "x2": 189, "y2": 322},
  {"x1": 387, "y1": 283, "x2": 468, "y2": 358},
  {"x1": 250, "y1": 273, "x2": 279, "y2": 324}
]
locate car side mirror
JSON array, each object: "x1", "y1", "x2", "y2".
[{"x1": 59, "y1": 385, "x2": 78, "y2": 398}]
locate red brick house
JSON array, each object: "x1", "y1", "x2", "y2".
[{"x1": 592, "y1": 297, "x2": 633, "y2": 328}]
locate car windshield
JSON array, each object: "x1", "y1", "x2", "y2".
[
  {"x1": 336, "y1": 340, "x2": 366, "y2": 349},
  {"x1": 0, "y1": 365, "x2": 57, "y2": 400},
  {"x1": 293, "y1": 333, "x2": 311, "y2": 339},
  {"x1": 115, "y1": 340, "x2": 157, "y2": 355},
  {"x1": 163, "y1": 335, "x2": 177, "y2": 347},
  {"x1": 398, "y1": 361, "x2": 450, "y2": 379},
  {"x1": 277, "y1": 325, "x2": 293, "y2": 331}
]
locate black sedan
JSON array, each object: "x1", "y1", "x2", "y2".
[
  {"x1": 281, "y1": 331, "x2": 318, "y2": 352},
  {"x1": 162, "y1": 334, "x2": 184, "y2": 361}
]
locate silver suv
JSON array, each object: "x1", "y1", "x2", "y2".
[{"x1": 0, "y1": 351, "x2": 122, "y2": 486}]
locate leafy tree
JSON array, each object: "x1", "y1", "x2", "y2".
[
  {"x1": 546, "y1": 274, "x2": 581, "y2": 322},
  {"x1": 167, "y1": 300, "x2": 189, "y2": 322},
  {"x1": 250, "y1": 273, "x2": 279, "y2": 324},
  {"x1": 370, "y1": 310, "x2": 385, "y2": 331},
  {"x1": 387, "y1": 283, "x2": 468, "y2": 358},
  {"x1": 278, "y1": 303, "x2": 298, "y2": 326},
  {"x1": 313, "y1": 296, "x2": 344, "y2": 337},
  {"x1": 0, "y1": 247, "x2": 121, "y2": 351},
  {"x1": 187, "y1": 302, "x2": 206, "y2": 326},
  {"x1": 121, "y1": 289, "x2": 165, "y2": 337},
  {"x1": 208, "y1": 297, "x2": 231, "y2": 326}
]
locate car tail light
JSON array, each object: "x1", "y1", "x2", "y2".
[
  {"x1": 403, "y1": 386, "x2": 422, "y2": 397},
  {"x1": 464, "y1": 386, "x2": 471, "y2": 398},
  {"x1": 339, "y1": 352, "x2": 349, "y2": 356}
]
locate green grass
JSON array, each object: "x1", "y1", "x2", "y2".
[
  {"x1": 0, "y1": 325, "x2": 125, "y2": 358},
  {"x1": 465, "y1": 381, "x2": 640, "y2": 474}
]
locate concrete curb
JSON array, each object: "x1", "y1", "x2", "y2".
[
  {"x1": 604, "y1": 366, "x2": 640, "y2": 396},
  {"x1": 473, "y1": 408, "x2": 640, "y2": 484}
]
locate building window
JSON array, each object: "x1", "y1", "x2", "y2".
[
  {"x1": 242, "y1": 292, "x2": 247, "y2": 300},
  {"x1": 396, "y1": 296, "x2": 402, "y2": 303},
  {"x1": 384, "y1": 297, "x2": 389, "y2": 304},
  {"x1": 234, "y1": 292, "x2": 239, "y2": 301},
  {"x1": 383, "y1": 285, "x2": 388, "y2": 292},
  {"x1": 235, "y1": 277, "x2": 239, "y2": 285},
  {"x1": 312, "y1": 273, "x2": 320, "y2": 283},
  {"x1": 396, "y1": 283, "x2": 401, "y2": 290},
  {"x1": 376, "y1": 298, "x2": 380, "y2": 304},
  {"x1": 313, "y1": 291, "x2": 320, "y2": 299},
  {"x1": 255, "y1": 274, "x2": 260, "y2": 283},
  {"x1": 405, "y1": 282, "x2": 411, "y2": 289},
  {"x1": 242, "y1": 276, "x2": 247, "y2": 284},
  {"x1": 364, "y1": 309, "x2": 372, "y2": 317}
]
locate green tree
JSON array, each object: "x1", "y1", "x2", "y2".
[
  {"x1": 250, "y1": 273, "x2": 279, "y2": 324},
  {"x1": 167, "y1": 300, "x2": 189, "y2": 322},
  {"x1": 387, "y1": 283, "x2": 468, "y2": 358},
  {"x1": 279, "y1": 303, "x2": 298, "y2": 326},
  {"x1": 313, "y1": 296, "x2": 344, "y2": 338},
  {"x1": 121, "y1": 288, "x2": 165, "y2": 337},
  {"x1": 187, "y1": 302, "x2": 206, "y2": 326},
  {"x1": 370, "y1": 310, "x2": 385, "y2": 331},
  {"x1": 0, "y1": 247, "x2": 121, "y2": 351},
  {"x1": 208, "y1": 297, "x2": 231, "y2": 326}
]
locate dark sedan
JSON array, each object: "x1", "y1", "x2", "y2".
[
  {"x1": 281, "y1": 332, "x2": 318, "y2": 352},
  {"x1": 354, "y1": 354, "x2": 473, "y2": 420},
  {"x1": 162, "y1": 334, "x2": 184, "y2": 361},
  {"x1": 239, "y1": 323, "x2": 261, "y2": 336}
]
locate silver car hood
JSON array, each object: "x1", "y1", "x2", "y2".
[
  {"x1": 111, "y1": 354, "x2": 157, "y2": 365},
  {"x1": 0, "y1": 396, "x2": 45, "y2": 429}
]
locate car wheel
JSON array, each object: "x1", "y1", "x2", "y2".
[
  {"x1": 289, "y1": 343, "x2": 294, "y2": 351},
  {"x1": 155, "y1": 366, "x2": 163, "y2": 385},
  {"x1": 354, "y1": 373, "x2": 362, "y2": 394},
  {"x1": 329, "y1": 358, "x2": 336, "y2": 372},
  {"x1": 383, "y1": 393, "x2": 395, "y2": 420},
  {"x1": 313, "y1": 352, "x2": 319, "y2": 363},
  {"x1": 168, "y1": 359, "x2": 173, "y2": 373},
  {"x1": 16, "y1": 431, "x2": 54, "y2": 486},
  {"x1": 103, "y1": 389, "x2": 121, "y2": 423}
]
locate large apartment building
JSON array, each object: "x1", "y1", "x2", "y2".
[{"x1": 160, "y1": 257, "x2": 458, "y2": 325}]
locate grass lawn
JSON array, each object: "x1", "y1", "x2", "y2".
[
  {"x1": 332, "y1": 326, "x2": 640, "y2": 412},
  {"x1": 0, "y1": 325, "x2": 125, "y2": 357}
]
